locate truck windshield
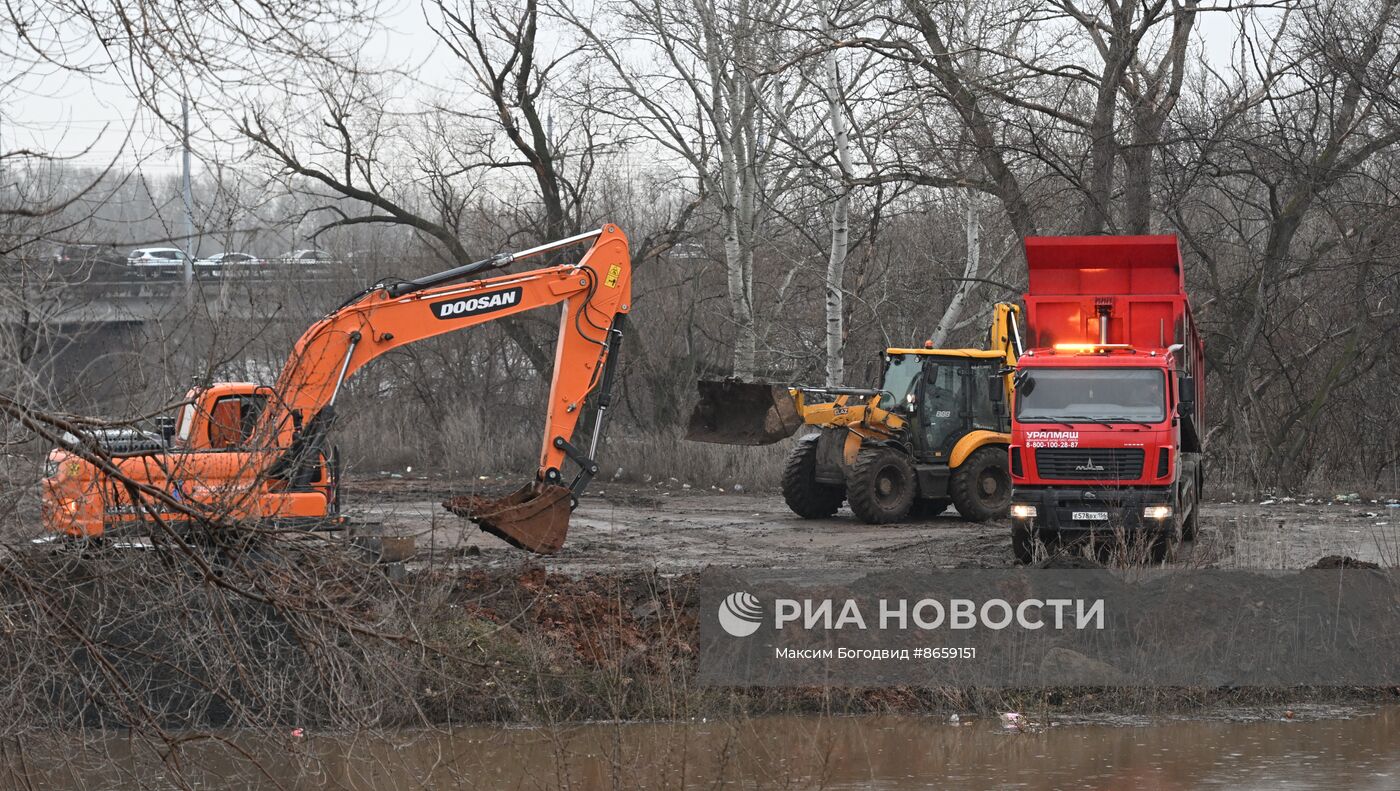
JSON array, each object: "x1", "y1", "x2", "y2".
[
  {"x1": 880, "y1": 354, "x2": 921, "y2": 410},
  {"x1": 1016, "y1": 368, "x2": 1166, "y2": 423}
]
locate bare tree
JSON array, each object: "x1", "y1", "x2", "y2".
[{"x1": 562, "y1": 0, "x2": 809, "y2": 379}]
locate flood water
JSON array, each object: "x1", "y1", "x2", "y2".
[{"x1": 25, "y1": 707, "x2": 1400, "y2": 790}]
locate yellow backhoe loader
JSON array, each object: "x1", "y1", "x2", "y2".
[{"x1": 687, "y1": 303, "x2": 1022, "y2": 524}]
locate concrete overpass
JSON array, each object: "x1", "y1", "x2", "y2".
[{"x1": 0, "y1": 271, "x2": 347, "y2": 325}]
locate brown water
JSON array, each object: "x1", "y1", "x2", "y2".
[{"x1": 21, "y1": 708, "x2": 1400, "y2": 790}]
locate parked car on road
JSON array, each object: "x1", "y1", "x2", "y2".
[
  {"x1": 274, "y1": 249, "x2": 335, "y2": 270},
  {"x1": 51, "y1": 244, "x2": 127, "y2": 278},
  {"x1": 127, "y1": 248, "x2": 194, "y2": 278},
  {"x1": 196, "y1": 252, "x2": 261, "y2": 277}
]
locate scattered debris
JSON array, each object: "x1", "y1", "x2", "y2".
[{"x1": 999, "y1": 712, "x2": 1041, "y2": 732}]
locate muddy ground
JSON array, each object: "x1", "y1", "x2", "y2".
[{"x1": 342, "y1": 477, "x2": 1400, "y2": 572}]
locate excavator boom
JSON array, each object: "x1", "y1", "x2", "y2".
[{"x1": 41, "y1": 226, "x2": 633, "y2": 554}]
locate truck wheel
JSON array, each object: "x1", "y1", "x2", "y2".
[
  {"x1": 1181, "y1": 494, "x2": 1199, "y2": 541},
  {"x1": 781, "y1": 439, "x2": 845, "y2": 519},
  {"x1": 950, "y1": 446, "x2": 1013, "y2": 522},
  {"x1": 846, "y1": 447, "x2": 916, "y2": 524},
  {"x1": 911, "y1": 498, "x2": 952, "y2": 519},
  {"x1": 1011, "y1": 524, "x2": 1035, "y2": 565},
  {"x1": 1181, "y1": 470, "x2": 1201, "y2": 540},
  {"x1": 1149, "y1": 510, "x2": 1184, "y2": 563},
  {"x1": 1150, "y1": 526, "x2": 1180, "y2": 564}
]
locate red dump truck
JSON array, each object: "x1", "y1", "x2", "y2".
[{"x1": 1008, "y1": 235, "x2": 1205, "y2": 562}]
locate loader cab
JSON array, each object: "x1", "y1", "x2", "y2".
[
  {"x1": 881, "y1": 350, "x2": 1009, "y2": 462},
  {"x1": 172, "y1": 383, "x2": 273, "y2": 451}
]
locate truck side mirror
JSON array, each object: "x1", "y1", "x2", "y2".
[
  {"x1": 988, "y1": 375, "x2": 1004, "y2": 403},
  {"x1": 1180, "y1": 375, "x2": 1196, "y2": 406},
  {"x1": 1013, "y1": 370, "x2": 1035, "y2": 395}
]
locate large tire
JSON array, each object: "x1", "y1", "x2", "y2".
[
  {"x1": 1181, "y1": 470, "x2": 1201, "y2": 541},
  {"x1": 1150, "y1": 518, "x2": 1182, "y2": 564},
  {"x1": 781, "y1": 439, "x2": 845, "y2": 519},
  {"x1": 846, "y1": 447, "x2": 917, "y2": 524},
  {"x1": 950, "y1": 446, "x2": 1013, "y2": 522}
]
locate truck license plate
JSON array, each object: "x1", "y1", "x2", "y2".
[{"x1": 1072, "y1": 511, "x2": 1109, "y2": 521}]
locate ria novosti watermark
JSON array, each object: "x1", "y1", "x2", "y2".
[
  {"x1": 699, "y1": 569, "x2": 1400, "y2": 687},
  {"x1": 721, "y1": 592, "x2": 1104, "y2": 636}
]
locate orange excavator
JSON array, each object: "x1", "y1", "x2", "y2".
[{"x1": 40, "y1": 225, "x2": 632, "y2": 554}]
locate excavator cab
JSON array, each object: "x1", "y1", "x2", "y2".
[{"x1": 170, "y1": 384, "x2": 272, "y2": 451}]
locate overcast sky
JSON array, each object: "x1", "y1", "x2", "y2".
[{"x1": 1, "y1": 2, "x2": 1260, "y2": 176}]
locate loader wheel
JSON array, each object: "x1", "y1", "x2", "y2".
[
  {"x1": 846, "y1": 448, "x2": 916, "y2": 524},
  {"x1": 781, "y1": 439, "x2": 845, "y2": 519},
  {"x1": 911, "y1": 498, "x2": 952, "y2": 519},
  {"x1": 950, "y1": 446, "x2": 1012, "y2": 522}
]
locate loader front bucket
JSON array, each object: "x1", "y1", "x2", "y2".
[
  {"x1": 443, "y1": 482, "x2": 573, "y2": 554},
  {"x1": 684, "y1": 379, "x2": 803, "y2": 445}
]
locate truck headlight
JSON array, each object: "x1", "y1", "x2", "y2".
[
  {"x1": 1143, "y1": 505, "x2": 1173, "y2": 520},
  {"x1": 1011, "y1": 504, "x2": 1037, "y2": 520}
]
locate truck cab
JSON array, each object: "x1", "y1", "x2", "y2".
[{"x1": 1008, "y1": 236, "x2": 1204, "y2": 562}]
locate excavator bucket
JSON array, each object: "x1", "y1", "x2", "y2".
[
  {"x1": 685, "y1": 379, "x2": 803, "y2": 445},
  {"x1": 443, "y1": 482, "x2": 573, "y2": 554}
]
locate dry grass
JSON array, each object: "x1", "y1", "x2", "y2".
[
  {"x1": 604, "y1": 432, "x2": 793, "y2": 492},
  {"x1": 334, "y1": 399, "x2": 795, "y2": 492}
]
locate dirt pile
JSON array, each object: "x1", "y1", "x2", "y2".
[
  {"x1": 1309, "y1": 555, "x2": 1382, "y2": 569},
  {"x1": 448, "y1": 565, "x2": 697, "y2": 667}
]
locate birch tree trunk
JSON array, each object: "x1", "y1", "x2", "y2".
[
  {"x1": 929, "y1": 192, "x2": 980, "y2": 347},
  {"x1": 713, "y1": 26, "x2": 758, "y2": 381},
  {"x1": 823, "y1": 14, "x2": 851, "y2": 386}
]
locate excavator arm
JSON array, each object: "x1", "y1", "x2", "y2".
[
  {"x1": 260, "y1": 224, "x2": 632, "y2": 552},
  {"x1": 988, "y1": 302, "x2": 1024, "y2": 368}
]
